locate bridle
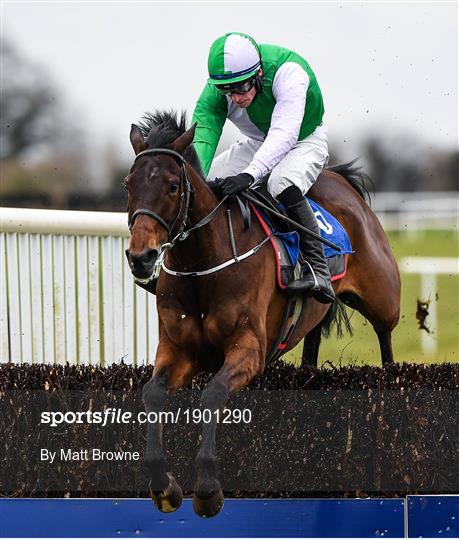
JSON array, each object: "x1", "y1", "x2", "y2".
[
  {"x1": 127, "y1": 147, "x2": 229, "y2": 262},
  {"x1": 127, "y1": 148, "x2": 195, "y2": 247},
  {"x1": 126, "y1": 146, "x2": 272, "y2": 280}
]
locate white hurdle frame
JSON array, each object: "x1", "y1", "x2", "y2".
[{"x1": 0, "y1": 207, "x2": 158, "y2": 365}]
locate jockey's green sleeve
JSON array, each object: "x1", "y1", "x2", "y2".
[
  {"x1": 191, "y1": 44, "x2": 324, "y2": 180},
  {"x1": 191, "y1": 85, "x2": 228, "y2": 177}
]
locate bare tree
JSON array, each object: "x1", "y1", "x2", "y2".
[
  {"x1": 0, "y1": 39, "x2": 65, "y2": 160},
  {"x1": 1, "y1": 40, "x2": 91, "y2": 206}
]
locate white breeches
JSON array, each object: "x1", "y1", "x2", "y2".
[{"x1": 207, "y1": 123, "x2": 329, "y2": 198}]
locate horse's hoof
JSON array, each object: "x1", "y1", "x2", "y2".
[
  {"x1": 150, "y1": 473, "x2": 183, "y2": 513},
  {"x1": 193, "y1": 488, "x2": 224, "y2": 518}
]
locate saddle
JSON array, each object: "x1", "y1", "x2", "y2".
[{"x1": 247, "y1": 182, "x2": 353, "y2": 290}]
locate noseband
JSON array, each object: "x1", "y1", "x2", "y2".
[{"x1": 127, "y1": 148, "x2": 195, "y2": 245}]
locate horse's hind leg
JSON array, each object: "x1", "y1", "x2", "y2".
[
  {"x1": 300, "y1": 301, "x2": 341, "y2": 367},
  {"x1": 301, "y1": 322, "x2": 322, "y2": 368},
  {"x1": 143, "y1": 341, "x2": 196, "y2": 513},
  {"x1": 359, "y1": 293, "x2": 399, "y2": 365},
  {"x1": 338, "y1": 287, "x2": 399, "y2": 365},
  {"x1": 377, "y1": 331, "x2": 394, "y2": 364}
]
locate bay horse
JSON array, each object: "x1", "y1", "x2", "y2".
[{"x1": 125, "y1": 111, "x2": 400, "y2": 518}]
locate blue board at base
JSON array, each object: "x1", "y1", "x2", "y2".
[
  {"x1": 407, "y1": 495, "x2": 459, "y2": 538},
  {"x1": 0, "y1": 498, "x2": 404, "y2": 538}
]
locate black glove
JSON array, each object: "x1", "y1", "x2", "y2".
[
  {"x1": 215, "y1": 173, "x2": 254, "y2": 197},
  {"x1": 207, "y1": 179, "x2": 223, "y2": 197}
]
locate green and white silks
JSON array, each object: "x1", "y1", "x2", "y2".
[{"x1": 192, "y1": 43, "x2": 325, "y2": 182}]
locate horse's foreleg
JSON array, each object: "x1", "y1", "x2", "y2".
[
  {"x1": 143, "y1": 374, "x2": 184, "y2": 512},
  {"x1": 143, "y1": 345, "x2": 195, "y2": 513},
  {"x1": 193, "y1": 331, "x2": 263, "y2": 518}
]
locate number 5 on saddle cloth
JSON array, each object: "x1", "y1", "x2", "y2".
[{"x1": 251, "y1": 197, "x2": 354, "y2": 290}]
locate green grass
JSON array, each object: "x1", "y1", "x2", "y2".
[{"x1": 283, "y1": 230, "x2": 459, "y2": 367}]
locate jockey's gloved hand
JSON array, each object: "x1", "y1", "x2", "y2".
[
  {"x1": 217, "y1": 173, "x2": 254, "y2": 196},
  {"x1": 207, "y1": 179, "x2": 223, "y2": 197}
]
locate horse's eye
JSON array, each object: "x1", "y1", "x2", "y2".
[{"x1": 170, "y1": 183, "x2": 179, "y2": 194}]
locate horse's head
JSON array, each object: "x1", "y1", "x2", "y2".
[{"x1": 125, "y1": 122, "x2": 196, "y2": 280}]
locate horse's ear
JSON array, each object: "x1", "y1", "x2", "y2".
[
  {"x1": 130, "y1": 124, "x2": 147, "y2": 155},
  {"x1": 170, "y1": 123, "x2": 196, "y2": 155}
]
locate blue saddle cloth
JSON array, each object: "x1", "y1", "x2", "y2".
[
  {"x1": 309, "y1": 199, "x2": 353, "y2": 258},
  {"x1": 260, "y1": 198, "x2": 353, "y2": 267}
]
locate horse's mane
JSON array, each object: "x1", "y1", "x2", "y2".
[
  {"x1": 327, "y1": 159, "x2": 373, "y2": 205},
  {"x1": 137, "y1": 110, "x2": 203, "y2": 177}
]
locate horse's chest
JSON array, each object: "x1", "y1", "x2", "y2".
[
  {"x1": 158, "y1": 298, "x2": 204, "y2": 349},
  {"x1": 157, "y1": 283, "x2": 243, "y2": 349},
  {"x1": 159, "y1": 302, "x2": 238, "y2": 351}
]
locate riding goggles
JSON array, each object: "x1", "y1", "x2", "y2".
[{"x1": 216, "y1": 76, "x2": 256, "y2": 95}]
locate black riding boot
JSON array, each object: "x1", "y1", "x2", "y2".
[{"x1": 278, "y1": 186, "x2": 335, "y2": 304}]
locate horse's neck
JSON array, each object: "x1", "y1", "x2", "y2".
[
  {"x1": 188, "y1": 167, "x2": 220, "y2": 224},
  {"x1": 169, "y1": 167, "x2": 231, "y2": 266}
]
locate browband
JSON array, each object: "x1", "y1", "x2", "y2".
[{"x1": 134, "y1": 147, "x2": 185, "y2": 165}]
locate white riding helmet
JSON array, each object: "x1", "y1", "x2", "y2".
[{"x1": 207, "y1": 32, "x2": 261, "y2": 85}]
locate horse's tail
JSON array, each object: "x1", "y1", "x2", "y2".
[
  {"x1": 327, "y1": 159, "x2": 373, "y2": 206},
  {"x1": 321, "y1": 298, "x2": 353, "y2": 339}
]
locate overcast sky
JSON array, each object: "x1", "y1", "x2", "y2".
[{"x1": 3, "y1": 1, "x2": 458, "y2": 172}]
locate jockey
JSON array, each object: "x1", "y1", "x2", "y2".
[{"x1": 191, "y1": 32, "x2": 335, "y2": 304}]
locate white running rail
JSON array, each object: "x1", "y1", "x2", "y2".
[
  {"x1": 0, "y1": 207, "x2": 158, "y2": 365},
  {"x1": 400, "y1": 257, "x2": 459, "y2": 354},
  {"x1": 373, "y1": 192, "x2": 458, "y2": 231}
]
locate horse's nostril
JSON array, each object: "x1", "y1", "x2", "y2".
[
  {"x1": 125, "y1": 248, "x2": 158, "y2": 275},
  {"x1": 125, "y1": 249, "x2": 133, "y2": 268},
  {"x1": 144, "y1": 249, "x2": 158, "y2": 263}
]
